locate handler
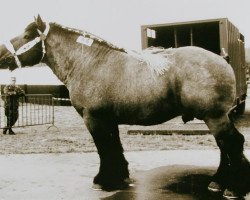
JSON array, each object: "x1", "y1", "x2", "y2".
[{"x1": 2, "y1": 77, "x2": 25, "y2": 135}]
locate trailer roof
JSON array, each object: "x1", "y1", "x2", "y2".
[{"x1": 142, "y1": 18, "x2": 228, "y2": 28}]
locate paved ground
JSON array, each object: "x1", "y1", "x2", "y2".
[{"x1": 1, "y1": 150, "x2": 250, "y2": 200}]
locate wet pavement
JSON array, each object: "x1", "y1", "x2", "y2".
[{"x1": 1, "y1": 150, "x2": 250, "y2": 200}]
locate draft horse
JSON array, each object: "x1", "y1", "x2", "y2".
[{"x1": 0, "y1": 15, "x2": 249, "y2": 199}]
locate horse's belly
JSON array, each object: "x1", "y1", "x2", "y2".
[{"x1": 116, "y1": 105, "x2": 180, "y2": 126}]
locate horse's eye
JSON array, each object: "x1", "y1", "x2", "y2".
[
  {"x1": 5, "y1": 57, "x2": 12, "y2": 63},
  {"x1": 24, "y1": 34, "x2": 32, "y2": 39}
]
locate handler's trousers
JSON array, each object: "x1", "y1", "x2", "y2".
[{"x1": 3, "y1": 108, "x2": 19, "y2": 134}]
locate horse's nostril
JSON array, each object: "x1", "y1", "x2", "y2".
[{"x1": 5, "y1": 57, "x2": 12, "y2": 63}]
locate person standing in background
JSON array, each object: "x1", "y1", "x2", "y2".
[{"x1": 2, "y1": 77, "x2": 25, "y2": 135}]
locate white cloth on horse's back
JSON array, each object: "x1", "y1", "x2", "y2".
[{"x1": 126, "y1": 47, "x2": 174, "y2": 75}]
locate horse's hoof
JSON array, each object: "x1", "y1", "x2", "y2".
[
  {"x1": 124, "y1": 178, "x2": 136, "y2": 187},
  {"x1": 208, "y1": 181, "x2": 223, "y2": 192},
  {"x1": 223, "y1": 189, "x2": 241, "y2": 199},
  {"x1": 118, "y1": 179, "x2": 134, "y2": 190},
  {"x1": 92, "y1": 183, "x2": 103, "y2": 191},
  {"x1": 92, "y1": 179, "x2": 134, "y2": 191}
]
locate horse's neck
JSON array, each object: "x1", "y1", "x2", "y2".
[{"x1": 44, "y1": 25, "x2": 120, "y2": 85}]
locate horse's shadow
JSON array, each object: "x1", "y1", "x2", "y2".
[{"x1": 102, "y1": 165, "x2": 249, "y2": 200}]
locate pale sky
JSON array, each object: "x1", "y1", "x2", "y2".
[{"x1": 0, "y1": 0, "x2": 250, "y2": 84}]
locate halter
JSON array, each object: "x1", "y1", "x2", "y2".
[{"x1": 3, "y1": 22, "x2": 50, "y2": 68}]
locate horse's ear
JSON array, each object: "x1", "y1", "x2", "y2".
[{"x1": 35, "y1": 14, "x2": 45, "y2": 31}]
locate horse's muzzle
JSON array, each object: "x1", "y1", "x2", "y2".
[
  {"x1": 0, "y1": 56, "x2": 11, "y2": 69},
  {"x1": 0, "y1": 45, "x2": 13, "y2": 69}
]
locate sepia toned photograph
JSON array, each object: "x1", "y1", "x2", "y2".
[{"x1": 0, "y1": 0, "x2": 250, "y2": 199}]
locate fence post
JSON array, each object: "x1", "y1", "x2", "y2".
[{"x1": 52, "y1": 96, "x2": 55, "y2": 126}]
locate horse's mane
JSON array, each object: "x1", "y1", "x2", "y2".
[
  {"x1": 51, "y1": 23, "x2": 126, "y2": 53},
  {"x1": 52, "y1": 23, "x2": 173, "y2": 75}
]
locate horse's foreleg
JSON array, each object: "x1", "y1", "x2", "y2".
[
  {"x1": 205, "y1": 115, "x2": 250, "y2": 198},
  {"x1": 83, "y1": 112, "x2": 129, "y2": 191}
]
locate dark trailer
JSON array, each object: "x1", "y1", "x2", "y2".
[{"x1": 141, "y1": 18, "x2": 247, "y2": 114}]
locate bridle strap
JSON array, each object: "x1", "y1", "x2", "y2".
[
  {"x1": 3, "y1": 22, "x2": 50, "y2": 68},
  {"x1": 3, "y1": 40, "x2": 22, "y2": 68}
]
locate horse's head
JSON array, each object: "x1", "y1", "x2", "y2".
[{"x1": 0, "y1": 15, "x2": 49, "y2": 71}]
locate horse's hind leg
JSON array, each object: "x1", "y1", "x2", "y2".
[
  {"x1": 205, "y1": 114, "x2": 250, "y2": 198},
  {"x1": 83, "y1": 111, "x2": 129, "y2": 191}
]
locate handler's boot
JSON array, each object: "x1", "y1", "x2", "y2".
[
  {"x1": 3, "y1": 128, "x2": 8, "y2": 135},
  {"x1": 8, "y1": 128, "x2": 16, "y2": 135}
]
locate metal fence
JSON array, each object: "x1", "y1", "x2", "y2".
[{"x1": 0, "y1": 94, "x2": 54, "y2": 129}]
